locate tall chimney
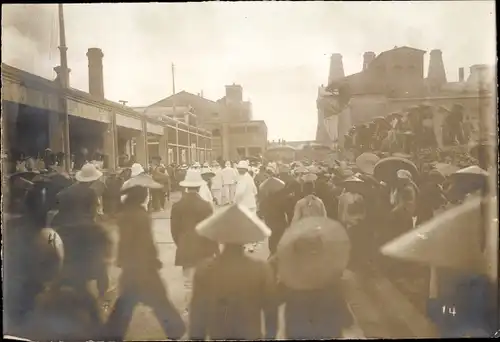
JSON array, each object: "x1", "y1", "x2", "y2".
[
  {"x1": 363, "y1": 51, "x2": 376, "y2": 71},
  {"x1": 328, "y1": 53, "x2": 345, "y2": 85},
  {"x1": 458, "y1": 67, "x2": 465, "y2": 82},
  {"x1": 427, "y1": 49, "x2": 447, "y2": 87},
  {"x1": 467, "y1": 64, "x2": 489, "y2": 87},
  {"x1": 86, "y1": 48, "x2": 104, "y2": 99}
]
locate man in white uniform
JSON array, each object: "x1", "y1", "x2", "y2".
[
  {"x1": 210, "y1": 161, "x2": 223, "y2": 205},
  {"x1": 221, "y1": 161, "x2": 237, "y2": 205},
  {"x1": 234, "y1": 160, "x2": 259, "y2": 252},
  {"x1": 234, "y1": 160, "x2": 258, "y2": 214}
]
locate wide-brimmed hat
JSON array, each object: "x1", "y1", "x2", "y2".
[
  {"x1": 121, "y1": 173, "x2": 163, "y2": 192},
  {"x1": 355, "y1": 152, "x2": 380, "y2": 175},
  {"x1": 196, "y1": 204, "x2": 271, "y2": 244},
  {"x1": 259, "y1": 177, "x2": 285, "y2": 198},
  {"x1": 302, "y1": 173, "x2": 318, "y2": 183},
  {"x1": 130, "y1": 163, "x2": 145, "y2": 177},
  {"x1": 75, "y1": 163, "x2": 103, "y2": 183},
  {"x1": 179, "y1": 169, "x2": 206, "y2": 187},
  {"x1": 381, "y1": 196, "x2": 493, "y2": 274},
  {"x1": 276, "y1": 217, "x2": 350, "y2": 290},
  {"x1": 201, "y1": 167, "x2": 216, "y2": 178},
  {"x1": 236, "y1": 160, "x2": 250, "y2": 170}
]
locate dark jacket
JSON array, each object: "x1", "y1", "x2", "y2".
[
  {"x1": 189, "y1": 250, "x2": 278, "y2": 340},
  {"x1": 52, "y1": 182, "x2": 98, "y2": 228},
  {"x1": 57, "y1": 216, "x2": 112, "y2": 283},
  {"x1": 277, "y1": 281, "x2": 353, "y2": 339},
  {"x1": 116, "y1": 205, "x2": 162, "y2": 272},
  {"x1": 170, "y1": 192, "x2": 218, "y2": 267}
]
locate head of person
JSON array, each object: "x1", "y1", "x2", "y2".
[
  {"x1": 236, "y1": 160, "x2": 249, "y2": 175},
  {"x1": 130, "y1": 163, "x2": 145, "y2": 178},
  {"x1": 396, "y1": 169, "x2": 412, "y2": 186},
  {"x1": 180, "y1": 169, "x2": 205, "y2": 193},
  {"x1": 75, "y1": 163, "x2": 103, "y2": 185},
  {"x1": 301, "y1": 173, "x2": 317, "y2": 195},
  {"x1": 122, "y1": 185, "x2": 148, "y2": 206}
]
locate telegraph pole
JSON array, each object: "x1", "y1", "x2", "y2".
[
  {"x1": 56, "y1": 3, "x2": 71, "y2": 172},
  {"x1": 172, "y1": 63, "x2": 176, "y2": 115}
]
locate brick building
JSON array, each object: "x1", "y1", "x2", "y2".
[
  {"x1": 316, "y1": 46, "x2": 496, "y2": 149},
  {"x1": 135, "y1": 84, "x2": 267, "y2": 162}
]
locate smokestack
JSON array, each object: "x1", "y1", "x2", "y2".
[
  {"x1": 328, "y1": 53, "x2": 345, "y2": 85},
  {"x1": 458, "y1": 67, "x2": 465, "y2": 82},
  {"x1": 467, "y1": 64, "x2": 489, "y2": 86},
  {"x1": 86, "y1": 48, "x2": 104, "y2": 99},
  {"x1": 363, "y1": 51, "x2": 376, "y2": 71},
  {"x1": 427, "y1": 49, "x2": 447, "y2": 87}
]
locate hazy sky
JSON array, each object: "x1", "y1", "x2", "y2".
[{"x1": 2, "y1": 2, "x2": 496, "y2": 141}]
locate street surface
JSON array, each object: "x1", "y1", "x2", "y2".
[{"x1": 98, "y1": 192, "x2": 436, "y2": 339}]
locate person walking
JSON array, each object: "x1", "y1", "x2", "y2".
[
  {"x1": 221, "y1": 161, "x2": 237, "y2": 205},
  {"x1": 189, "y1": 204, "x2": 278, "y2": 340},
  {"x1": 120, "y1": 163, "x2": 149, "y2": 211},
  {"x1": 105, "y1": 174, "x2": 185, "y2": 340},
  {"x1": 171, "y1": 169, "x2": 219, "y2": 316},
  {"x1": 291, "y1": 173, "x2": 327, "y2": 223},
  {"x1": 211, "y1": 161, "x2": 223, "y2": 206}
]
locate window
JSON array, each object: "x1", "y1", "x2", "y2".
[
  {"x1": 230, "y1": 127, "x2": 245, "y2": 134},
  {"x1": 212, "y1": 129, "x2": 221, "y2": 137},
  {"x1": 246, "y1": 126, "x2": 259, "y2": 134},
  {"x1": 211, "y1": 112, "x2": 219, "y2": 119},
  {"x1": 248, "y1": 147, "x2": 262, "y2": 156},
  {"x1": 236, "y1": 147, "x2": 246, "y2": 157}
]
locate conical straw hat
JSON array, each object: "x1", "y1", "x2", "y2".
[
  {"x1": 196, "y1": 204, "x2": 271, "y2": 244},
  {"x1": 276, "y1": 217, "x2": 350, "y2": 290},
  {"x1": 381, "y1": 196, "x2": 494, "y2": 274}
]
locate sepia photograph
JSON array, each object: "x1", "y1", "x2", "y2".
[{"x1": 1, "y1": 1, "x2": 498, "y2": 340}]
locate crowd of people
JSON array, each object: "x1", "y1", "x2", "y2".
[{"x1": 3, "y1": 119, "x2": 497, "y2": 339}]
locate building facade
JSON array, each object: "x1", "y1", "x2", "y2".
[
  {"x1": 2, "y1": 48, "x2": 212, "y2": 171},
  {"x1": 317, "y1": 46, "x2": 496, "y2": 150},
  {"x1": 139, "y1": 84, "x2": 267, "y2": 162}
]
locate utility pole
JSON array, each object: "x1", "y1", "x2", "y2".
[
  {"x1": 56, "y1": 3, "x2": 71, "y2": 172},
  {"x1": 172, "y1": 63, "x2": 176, "y2": 115}
]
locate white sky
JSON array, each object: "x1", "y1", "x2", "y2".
[{"x1": 2, "y1": 2, "x2": 496, "y2": 141}]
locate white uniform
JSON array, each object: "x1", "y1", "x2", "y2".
[
  {"x1": 221, "y1": 164, "x2": 237, "y2": 205},
  {"x1": 211, "y1": 166, "x2": 223, "y2": 205},
  {"x1": 198, "y1": 181, "x2": 215, "y2": 209},
  {"x1": 234, "y1": 172, "x2": 258, "y2": 214}
]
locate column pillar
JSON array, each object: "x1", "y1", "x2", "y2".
[
  {"x1": 135, "y1": 119, "x2": 147, "y2": 167},
  {"x1": 187, "y1": 128, "x2": 191, "y2": 164},
  {"x1": 175, "y1": 123, "x2": 180, "y2": 165},
  {"x1": 159, "y1": 127, "x2": 168, "y2": 165},
  {"x1": 48, "y1": 111, "x2": 64, "y2": 153},
  {"x1": 103, "y1": 117, "x2": 116, "y2": 170},
  {"x1": 222, "y1": 123, "x2": 230, "y2": 161},
  {"x1": 196, "y1": 132, "x2": 200, "y2": 162}
]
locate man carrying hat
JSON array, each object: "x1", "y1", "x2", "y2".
[{"x1": 171, "y1": 169, "x2": 219, "y2": 316}]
